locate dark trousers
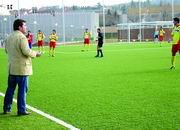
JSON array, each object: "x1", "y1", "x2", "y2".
[
  {"x1": 96, "y1": 46, "x2": 103, "y2": 57},
  {"x1": 3, "y1": 75, "x2": 28, "y2": 113},
  {"x1": 28, "y1": 42, "x2": 32, "y2": 49},
  {"x1": 97, "y1": 49, "x2": 103, "y2": 56}
]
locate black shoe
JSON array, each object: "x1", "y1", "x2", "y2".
[
  {"x1": 95, "y1": 55, "x2": 99, "y2": 57},
  {"x1": 100, "y1": 55, "x2": 103, "y2": 57},
  {"x1": 170, "y1": 66, "x2": 175, "y2": 70},
  {"x1": 3, "y1": 110, "x2": 11, "y2": 114},
  {"x1": 17, "y1": 111, "x2": 31, "y2": 116}
]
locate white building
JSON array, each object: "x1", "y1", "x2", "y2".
[{"x1": 0, "y1": 5, "x2": 10, "y2": 15}]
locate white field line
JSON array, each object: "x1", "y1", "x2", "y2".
[
  {"x1": 54, "y1": 46, "x2": 170, "y2": 54},
  {"x1": 0, "y1": 92, "x2": 80, "y2": 130}
]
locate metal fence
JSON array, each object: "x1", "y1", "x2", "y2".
[{"x1": 0, "y1": 12, "x2": 99, "y2": 44}]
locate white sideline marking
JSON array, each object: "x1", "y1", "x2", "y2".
[
  {"x1": 0, "y1": 92, "x2": 80, "y2": 130},
  {"x1": 54, "y1": 46, "x2": 170, "y2": 54}
]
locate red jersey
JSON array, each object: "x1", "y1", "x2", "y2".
[{"x1": 27, "y1": 33, "x2": 33, "y2": 43}]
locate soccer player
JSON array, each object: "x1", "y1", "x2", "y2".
[
  {"x1": 170, "y1": 17, "x2": 180, "y2": 70},
  {"x1": 82, "y1": 28, "x2": 91, "y2": 51},
  {"x1": 158, "y1": 26, "x2": 165, "y2": 46},
  {"x1": 36, "y1": 30, "x2": 45, "y2": 53},
  {"x1": 95, "y1": 28, "x2": 104, "y2": 57},
  {"x1": 26, "y1": 30, "x2": 33, "y2": 49},
  {"x1": 49, "y1": 29, "x2": 58, "y2": 57}
]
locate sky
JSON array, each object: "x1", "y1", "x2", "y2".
[{"x1": 0, "y1": 0, "x2": 141, "y2": 9}]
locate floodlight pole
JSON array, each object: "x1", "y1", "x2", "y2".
[
  {"x1": 7, "y1": 4, "x2": 12, "y2": 33},
  {"x1": 33, "y1": 21, "x2": 37, "y2": 40},
  {"x1": 172, "y1": 0, "x2": 174, "y2": 19},
  {"x1": 139, "y1": 0, "x2": 142, "y2": 42},
  {"x1": 0, "y1": 20, "x2": 2, "y2": 40},
  {"x1": 33, "y1": 0, "x2": 37, "y2": 40},
  {"x1": 128, "y1": 24, "x2": 131, "y2": 43},
  {"x1": 62, "y1": 0, "x2": 66, "y2": 45},
  {"x1": 17, "y1": 0, "x2": 20, "y2": 18},
  {"x1": 102, "y1": 0, "x2": 106, "y2": 43},
  {"x1": 3, "y1": 18, "x2": 7, "y2": 39}
]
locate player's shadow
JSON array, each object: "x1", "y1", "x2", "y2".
[{"x1": 0, "y1": 112, "x2": 22, "y2": 118}]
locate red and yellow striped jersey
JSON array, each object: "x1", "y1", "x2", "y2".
[
  {"x1": 171, "y1": 24, "x2": 180, "y2": 44},
  {"x1": 159, "y1": 29, "x2": 165, "y2": 36},
  {"x1": 84, "y1": 32, "x2": 90, "y2": 39},
  {"x1": 49, "y1": 34, "x2": 58, "y2": 42},
  {"x1": 36, "y1": 33, "x2": 45, "y2": 41}
]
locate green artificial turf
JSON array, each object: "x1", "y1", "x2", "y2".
[{"x1": 1, "y1": 42, "x2": 180, "y2": 130}]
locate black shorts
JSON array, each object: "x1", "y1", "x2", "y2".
[
  {"x1": 154, "y1": 35, "x2": 158, "y2": 39},
  {"x1": 98, "y1": 43, "x2": 103, "y2": 48}
]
